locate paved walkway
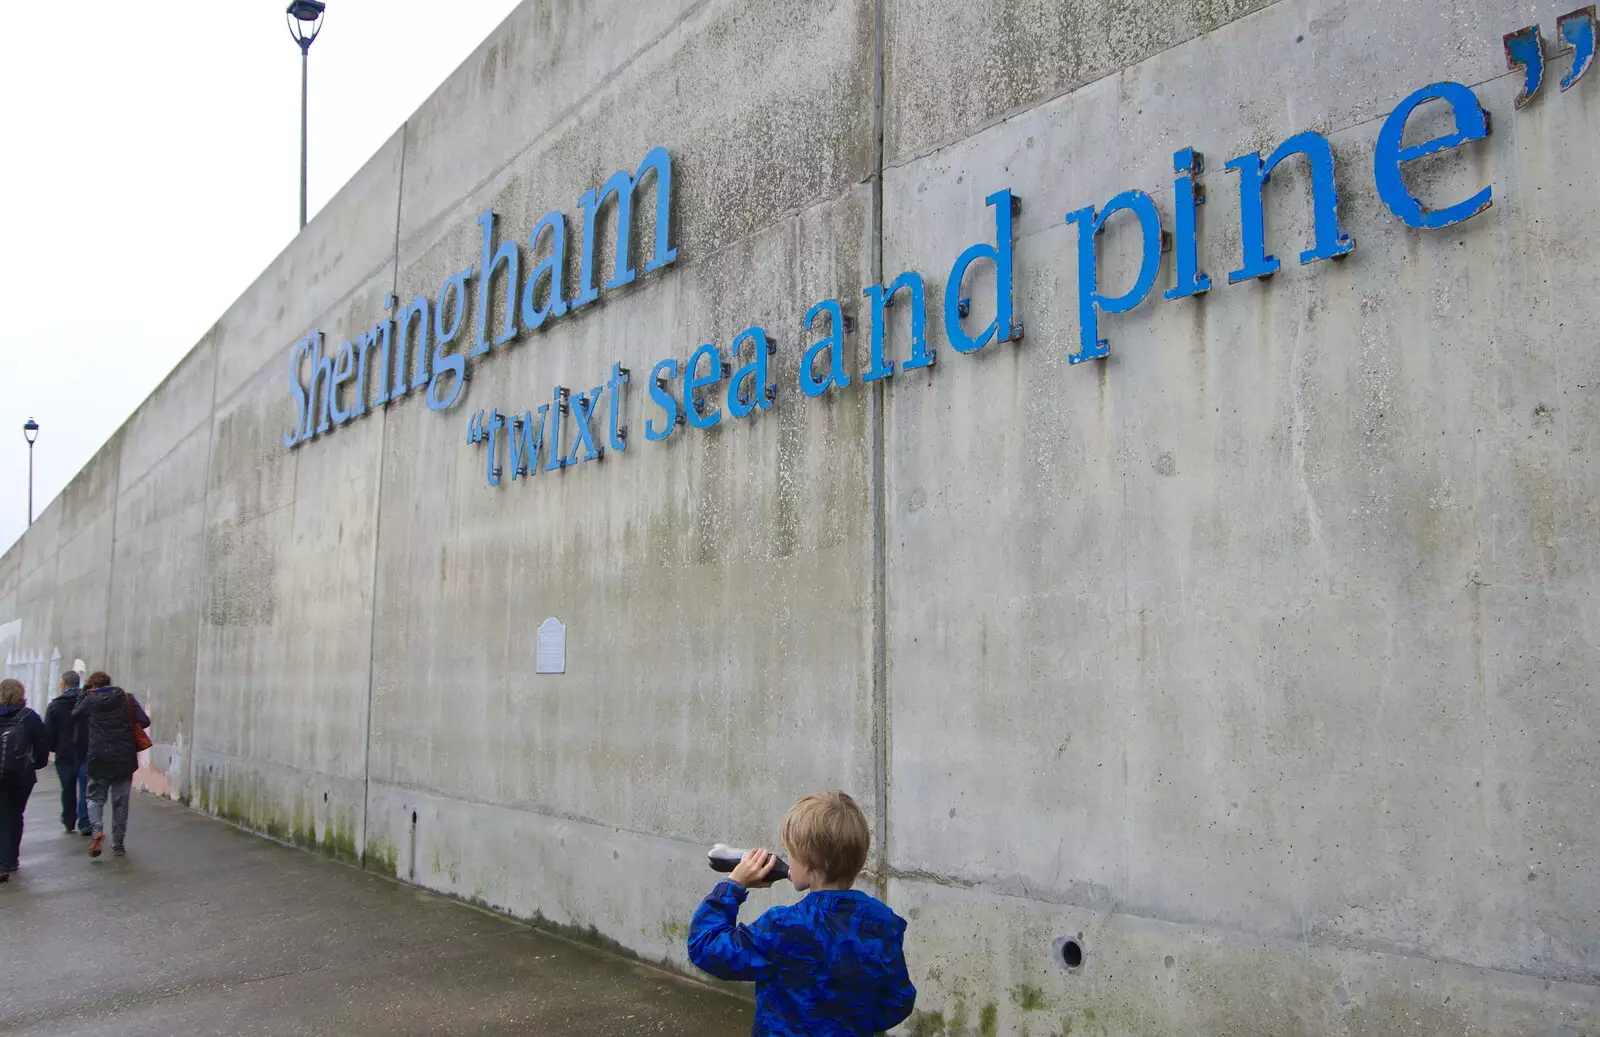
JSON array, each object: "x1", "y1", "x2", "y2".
[{"x1": 2, "y1": 772, "x2": 753, "y2": 1036}]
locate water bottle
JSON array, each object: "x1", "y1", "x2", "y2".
[{"x1": 708, "y1": 843, "x2": 791, "y2": 882}]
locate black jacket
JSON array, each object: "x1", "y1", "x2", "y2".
[
  {"x1": 44, "y1": 690, "x2": 88, "y2": 766},
  {"x1": 72, "y1": 688, "x2": 150, "y2": 781},
  {"x1": 0, "y1": 704, "x2": 49, "y2": 787}
]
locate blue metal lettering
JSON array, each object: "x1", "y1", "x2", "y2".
[
  {"x1": 645, "y1": 359, "x2": 681, "y2": 442},
  {"x1": 545, "y1": 386, "x2": 568, "y2": 471},
  {"x1": 685, "y1": 344, "x2": 724, "y2": 429},
  {"x1": 351, "y1": 326, "x2": 379, "y2": 419},
  {"x1": 427, "y1": 265, "x2": 473, "y2": 411},
  {"x1": 305, "y1": 332, "x2": 336, "y2": 437},
  {"x1": 283, "y1": 338, "x2": 312, "y2": 448},
  {"x1": 800, "y1": 299, "x2": 851, "y2": 397},
  {"x1": 728, "y1": 327, "x2": 774, "y2": 419},
  {"x1": 509, "y1": 406, "x2": 549, "y2": 478},
  {"x1": 328, "y1": 340, "x2": 356, "y2": 425},
  {"x1": 1560, "y1": 6, "x2": 1597, "y2": 90},
  {"x1": 1064, "y1": 191, "x2": 1163, "y2": 364},
  {"x1": 567, "y1": 386, "x2": 606, "y2": 464},
  {"x1": 1504, "y1": 25, "x2": 1547, "y2": 107},
  {"x1": 944, "y1": 188, "x2": 1020, "y2": 354},
  {"x1": 1226, "y1": 131, "x2": 1355, "y2": 284},
  {"x1": 472, "y1": 210, "x2": 521, "y2": 357},
  {"x1": 394, "y1": 296, "x2": 431, "y2": 397},
  {"x1": 371, "y1": 296, "x2": 397, "y2": 407},
  {"x1": 521, "y1": 210, "x2": 569, "y2": 332},
  {"x1": 574, "y1": 146, "x2": 678, "y2": 308},
  {"x1": 863, "y1": 272, "x2": 928, "y2": 381},
  {"x1": 1374, "y1": 82, "x2": 1493, "y2": 229},
  {"x1": 484, "y1": 408, "x2": 504, "y2": 486},
  {"x1": 606, "y1": 363, "x2": 630, "y2": 452},
  {"x1": 1166, "y1": 148, "x2": 1212, "y2": 301}
]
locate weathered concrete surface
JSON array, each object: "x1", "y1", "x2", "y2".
[
  {"x1": 4, "y1": 0, "x2": 1600, "y2": 1033},
  {"x1": 362, "y1": 0, "x2": 879, "y2": 976},
  {"x1": 102, "y1": 336, "x2": 217, "y2": 795},
  {"x1": 880, "y1": 0, "x2": 1600, "y2": 1032},
  {"x1": 883, "y1": 0, "x2": 1281, "y2": 164},
  {"x1": 209, "y1": 129, "x2": 407, "y2": 409},
  {"x1": 1, "y1": 778, "x2": 753, "y2": 1036}
]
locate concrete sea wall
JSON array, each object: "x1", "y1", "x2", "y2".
[{"x1": 4, "y1": 1, "x2": 1598, "y2": 1033}]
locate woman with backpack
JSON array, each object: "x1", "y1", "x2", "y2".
[{"x1": 0, "y1": 678, "x2": 50, "y2": 882}]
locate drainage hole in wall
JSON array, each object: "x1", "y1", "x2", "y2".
[
  {"x1": 323, "y1": 792, "x2": 328, "y2": 803},
  {"x1": 1057, "y1": 938, "x2": 1084, "y2": 971},
  {"x1": 411, "y1": 811, "x2": 418, "y2": 825}
]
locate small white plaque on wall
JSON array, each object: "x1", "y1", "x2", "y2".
[{"x1": 536, "y1": 617, "x2": 566, "y2": 674}]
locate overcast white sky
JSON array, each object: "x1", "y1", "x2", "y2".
[{"x1": 0, "y1": 0, "x2": 522, "y2": 555}]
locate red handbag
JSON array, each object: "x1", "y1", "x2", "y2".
[{"x1": 126, "y1": 695, "x2": 152, "y2": 753}]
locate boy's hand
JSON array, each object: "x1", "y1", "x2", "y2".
[{"x1": 729, "y1": 848, "x2": 778, "y2": 888}]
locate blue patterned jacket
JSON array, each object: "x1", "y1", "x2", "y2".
[{"x1": 689, "y1": 880, "x2": 916, "y2": 1036}]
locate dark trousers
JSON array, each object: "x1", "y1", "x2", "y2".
[
  {"x1": 0, "y1": 775, "x2": 34, "y2": 872},
  {"x1": 56, "y1": 759, "x2": 89, "y2": 832}
]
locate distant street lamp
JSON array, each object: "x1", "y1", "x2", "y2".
[
  {"x1": 286, "y1": 0, "x2": 327, "y2": 230},
  {"x1": 22, "y1": 418, "x2": 38, "y2": 528}
]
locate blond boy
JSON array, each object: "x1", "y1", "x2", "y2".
[{"x1": 688, "y1": 791, "x2": 916, "y2": 1035}]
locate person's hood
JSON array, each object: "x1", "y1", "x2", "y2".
[
  {"x1": 56, "y1": 687, "x2": 81, "y2": 701},
  {"x1": 828, "y1": 889, "x2": 907, "y2": 929},
  {"x1": 815, "y1": 889, "x2": 909, "y2": 970},
  {"x1": 0, "y1": 703, "x2": 23, "y2": 720},
  {"x1": 83, "y1": 687, "x2": 127, "y2": 711}
]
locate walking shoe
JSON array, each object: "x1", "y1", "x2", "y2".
[
  {"x1": 65, "y1": 824, "x2": 76, "y2": 834},
  {"x1": 78, "y1": 829, "x2": 92, "y2": 837},
  {"x1": 112, "y1": 846, "x2": 126, "y2": 857},
  {"x1": 88, "y1": 833, "x2": 104, "y2": 858},
  {"x1": 0, "y1": 871, "x2": 9, "y2": 884}
]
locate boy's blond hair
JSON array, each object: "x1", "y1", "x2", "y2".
[
  {"x1": 781, "y1": 791, "x2": 870, "y2": 884},
  {"x1": 0, "y1": 678, "x2": 24, "y2": 707}
]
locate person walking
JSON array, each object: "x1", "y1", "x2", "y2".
[
  {"x1": 44, "y1": 670, "x2": 91, "y2": 835},
  {"x1": 0, "y1": 678, "x2": 50, "y2": 882},
  {"x1": 72, "y1": 672, "x2": 150, "y2": 859}
]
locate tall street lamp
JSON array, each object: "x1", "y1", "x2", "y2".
[
  {"x1": 22, "y1": 418, "x2": 38, "y2": 528},
  {"x1": 287, "y1": 1, "x2": 326, "y2": 230}
]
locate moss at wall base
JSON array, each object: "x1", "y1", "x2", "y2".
[{"x1": 193, "y1": 772, "x2": 361, "y2": 869}]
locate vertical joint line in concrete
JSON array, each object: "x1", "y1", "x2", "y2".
[
  {"x1": 99, "y1": 446, "x2": 124, "y2": 671},
  {"x1": 360, "y1": 119, "x2": 408, "y2": 869},
  {"x1": 185, "y1": 324, "x2": 227, "y2": 807},
  {"x1": 868, "y1": 0, "x2": 890, "y2": 894},
  {"x1": 390, "y1": 123, "x2": 406, "y2": 294}
]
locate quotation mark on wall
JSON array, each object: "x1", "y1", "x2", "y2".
[
  {"x1": 1504, "y1": 5, "x2": 1596, "y2": 108},
  {"x1": 467, "y1": 408, "x2": 506, "y2": 485}
]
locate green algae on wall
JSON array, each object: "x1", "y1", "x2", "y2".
[
  {"x1": 1011, "y1": 984, "x2": 1048, "y2": 1011},
  {"x1": 193, "y1": 771, "x2": 361, "y2": 868}
]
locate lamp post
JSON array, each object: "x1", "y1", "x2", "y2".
[
  {"x1": 22, "y1": 418, "x2": 38, "y2": 528},
  {"x1": 286, "y1": 1, "x2": 326, "y2": 230}
]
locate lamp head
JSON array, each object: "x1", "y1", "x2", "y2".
[
  {"x1": 23, "y1": 418, "x2": 38, "y2": 445},
  {"x1": 287, "y1": 1, "x2": 325, "y2": 48}
]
